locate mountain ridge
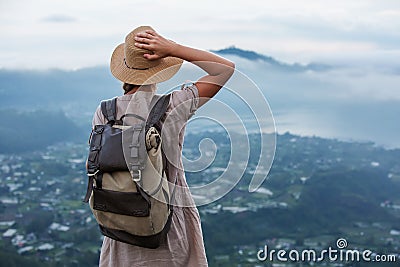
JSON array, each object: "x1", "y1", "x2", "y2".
[
  {"x1": 0, "y1": 109, "x2": 85, "y2": 152},
  {"x1": 212, "y1": 46, "x2": 332, "y2": 72}
]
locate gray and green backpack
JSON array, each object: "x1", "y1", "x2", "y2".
[{"x1": 84, "y1": 94, "x2": 176, "y2": 249}]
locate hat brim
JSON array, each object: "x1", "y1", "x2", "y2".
[{"x1": 110, "y1": 43, "x2": 183, "y2": 85}]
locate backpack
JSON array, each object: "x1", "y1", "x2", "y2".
[{"x1": 83, "y1": 94, "x2": 176, "y2": 249}]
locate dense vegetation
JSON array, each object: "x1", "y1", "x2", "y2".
[{"x1": 0, "y1": 109, "x2": 84, "y2": 152}]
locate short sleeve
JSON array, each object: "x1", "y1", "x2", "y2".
[
  {"x1": 169, "y1": 83, "x2": 199, "y2": 122},
  {"x1": 92, "y1": 105, "x2": 105, "y2": 128}
]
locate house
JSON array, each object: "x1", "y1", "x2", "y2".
[
  {"x1": 390, "y1": 229, "x2": 400, "y2": 236},
  {"x1": 37, "y1": 243, "x2": 55, "y2": 251},
  {"x1": 3, "y1": 228, "x2": 17, "y2": 238}
]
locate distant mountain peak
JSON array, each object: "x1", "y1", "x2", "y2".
[
  {"x1": 211, "y1": 46, "x2": 331, "y2": 72},
  {"x1": 212, "y1": 46, "x2": 278, "y2": 63}
]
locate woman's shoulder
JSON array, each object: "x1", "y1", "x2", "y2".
[
  {"x1": 169, "y1": 83, "x2": 199, "y2": 108},
  {"x1": 168, "y1": 83, "x2": 199, "y2": 120}
]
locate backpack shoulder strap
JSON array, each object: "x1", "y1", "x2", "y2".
[
  {"x1": 100, "y1": 97, "x2": 118, "y2": 123},
  {"x1": 146, "y1": 94, "x2": 171, "y2": 132}
]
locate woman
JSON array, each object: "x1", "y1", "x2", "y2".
[{"x1": 92, "y1": 26, "x2": 234, "y2": 266}]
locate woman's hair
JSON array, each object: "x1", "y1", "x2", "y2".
[
  {"x1": 123, "y1": 83, "x2": 138, "y2": 94},
  {"x1": 122, "y1": 83, "x2": 157, "y2": 94}
]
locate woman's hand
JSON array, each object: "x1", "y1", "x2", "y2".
[
  {"x1": 135, "y1": 28, "x2": 235, "y2": 107},
  {"x1": 134, "y1": 30, "x2": 176, "y2": 60}
]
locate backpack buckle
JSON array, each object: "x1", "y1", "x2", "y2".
[
  {"x1": 131, "y1": 169, "x2": 141, "y2": 182},
  {"x1": 87, "y1": 170, "x2": 99, "y2": 177}
]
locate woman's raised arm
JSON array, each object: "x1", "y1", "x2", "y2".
[{"x1": 134, "y1": 30, "x2": 235, "y2": 106}]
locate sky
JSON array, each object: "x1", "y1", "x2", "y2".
[
  {"x1": 0, "y1": 0, "x2": 399, "y2": 149},
  {"x1": 1, "y1": 0, "x2": 400, "y2": 69}
]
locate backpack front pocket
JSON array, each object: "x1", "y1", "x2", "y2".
[{"x1": 93, "y1": 187, "x2": 150, "y2": 217}]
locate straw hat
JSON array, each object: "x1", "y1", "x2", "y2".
[{"x1": 110, "y1": 26, "x2": 183, "y2": 85}]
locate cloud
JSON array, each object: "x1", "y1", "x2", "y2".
[
  {"x1": 1, "y1": 0, "x2": 399, "y2": 69},
  {"x1": 40, "y1": 14, "x2": 77, "y2": 23}
]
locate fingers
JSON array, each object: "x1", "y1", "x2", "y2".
[
  {"x1": 135, "y1": 30, "x2": 156, "y2": 40},
  {"x1": 143, "y1": 53, "x2": 160, "y2": 60},
  {"x1": 134, "y1": 32, "x2": 155, "y2": 49},
  {"x1": 145, "y1": 30, "x2": 156, "y2": 36},
  {"x1": 134, "y1": 36, "x2": 150, "y2": 44},
  {"x1": 136, "y1": 30, "x2": 155, "y2": 36},
  {"x1": 134, "y1": 42, "x2": 151, "y2": 50},
  {"x1": 133, "y1": 30, "x2": 163, "y2": 60},
  {"x1": 134, "y1": 32, "x2": 153, "y2": 49},
  {"x1": 133, "y1": 43, "x2": 161, "y2": 60}
]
